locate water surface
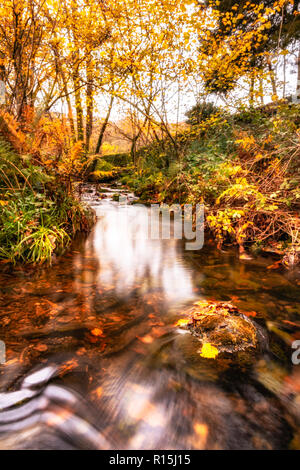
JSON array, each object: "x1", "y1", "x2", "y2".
[{"x1": 0, "y1": 184, "x2": 299, "y2": 450}]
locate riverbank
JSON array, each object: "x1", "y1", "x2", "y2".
[
  {"x1": 97, "y1": 104, "x2": 300, "y2": 268},
  {"x1": 0, "y1": 135, "x2": 95, "y2": 266}
]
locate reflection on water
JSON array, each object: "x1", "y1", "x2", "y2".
[
  {"x1": 91, "y1": 198, "x2": 195, "y2": 301},
  {"x1": 0, "y1": 184, "x2": 299, "y2": 449}
]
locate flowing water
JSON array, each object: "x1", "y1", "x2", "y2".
[{"x1": 0, "y1": 184, "x2": 300, "y2": 450}]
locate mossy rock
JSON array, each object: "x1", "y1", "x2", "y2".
[{"x1": 176, "y1": 300, "x2": 266, "y2": 364}]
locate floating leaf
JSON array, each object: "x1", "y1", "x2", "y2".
[
  {"x1": 35, "y1": 343, "x2": 48, "y2": 352},
  {"x1": 93, "y1": 386, "x2": 103, "y2": 398},
  {"x1": 138, "y1": 334, "x2": 153, "y2": 344},
  {"x1": 91, "y1": 328, "x2": 104, "y2": 337},
  {"x1": 244, "y1": 310, "x2": 257, "y2": 317}
]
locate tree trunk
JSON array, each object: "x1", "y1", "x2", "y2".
[
  {"x1": 95, "y1": 94, "x2": 114, "y2": 154},
  {"x1": 259, "y1": 78, "x2": 264, "y2": 105},
  {"x1": 130, "y1": 136, "x2": 138, "y2": 165},
  {"x1": 130, "y1": 114, "x2": 149, "y2": 165},
  {"x1": 53, "y1": 45, "x2": 76, "y2": 140},
  {"x1": 85, "y1": 57, "x2": 93, "y2": 152},
  {"x1": 70, "y1": 2, "x2": 84, "y2": 142},
  {"x1": 63, "y1": 80, "x2": 76, "y2": 142},
  {"x1": 296, "y1": 47, "x2": 300, "y2": 100},
  {"x1": 72, "y1": 65, "x2": 84, "y2": 142},
  {"x1": 249, "y1": 77, "x2": 255, "y2": 107},
  {"x1": 283, "y1": 54, "x2": 286, "y2": 99},
  {"x1": 267, "y1": 59, "x2": 277, "y2": 97}
]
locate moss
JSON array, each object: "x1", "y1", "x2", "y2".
[{"x1": 183, "y1": 301, "x2": 259, "y2": 356}]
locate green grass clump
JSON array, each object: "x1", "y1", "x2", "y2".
[
  {"x1": 0, "y1": 139, "x2": 93, "y2": 265},
  {"x1": 0, "y1": 189, "x2": 91, "y2": 264}
]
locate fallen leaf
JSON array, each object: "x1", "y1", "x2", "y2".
[
  {"x1": 35, "y1": 344, "x2": 48, "y2": 352},
  {"x1": 283, "y1": 320, "x2": 300, "y2": 328},
  {"x1": 175, "y1": 318, "x2": 191, "y2": 327},
  {"x1": 267, "y1": 261, "x2": 282, "y2": 270},
  {"x1": 92, "y1": 386, "x2": 103, "y2": 398},
  {"x1": 199, "y1": 343, "x2": 219, "y2": 359},
  {"x1": 91, "y1": 328, "x2": 104, "y2": 337},
  {"x1": 244, "y1": 311, "x2": 257, "y2": 317},
  {"x1": 194, "y1": 422, "x2": 208, "y2": 441},
  {"x1": 138, "y1": 335, "x2": 153, "y2": 344}
]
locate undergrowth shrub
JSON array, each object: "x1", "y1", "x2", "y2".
[{"x1": 122, "y1": 103, "x2": 300, "y2": 264}]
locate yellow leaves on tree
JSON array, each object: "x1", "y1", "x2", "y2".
[{"x1": 57, "y1": 141, "x2": 86, "y2": 181}]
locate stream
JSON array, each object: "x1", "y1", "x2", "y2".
[{"x1": 0, "y1": 183, "x2": 300, "y2": 450}]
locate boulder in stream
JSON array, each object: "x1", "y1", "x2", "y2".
[{"x1": 176, "y1": 300, "x2": 265, "y2": 363}]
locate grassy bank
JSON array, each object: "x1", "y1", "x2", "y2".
[
  {"x1": 118, "y1": 104, "x2": 300, "y2": 266},
  {"x1": 0, "y1": 138, "x2": 94, "y2": 265}
]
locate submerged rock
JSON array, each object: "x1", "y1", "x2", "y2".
[{"x1": 176, "y1": 300, "x2": 265, "y2": 362}]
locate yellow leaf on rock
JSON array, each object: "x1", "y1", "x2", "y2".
[
  {"x1": 175, "y1": 318, "x2": 191, "y2": 327},
  {"x1": 200, "y1": 343, "x2": 219, "y2": 359},
  {"x1": 194, "y1": 300, "x2": 209, "y2": 307}
]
